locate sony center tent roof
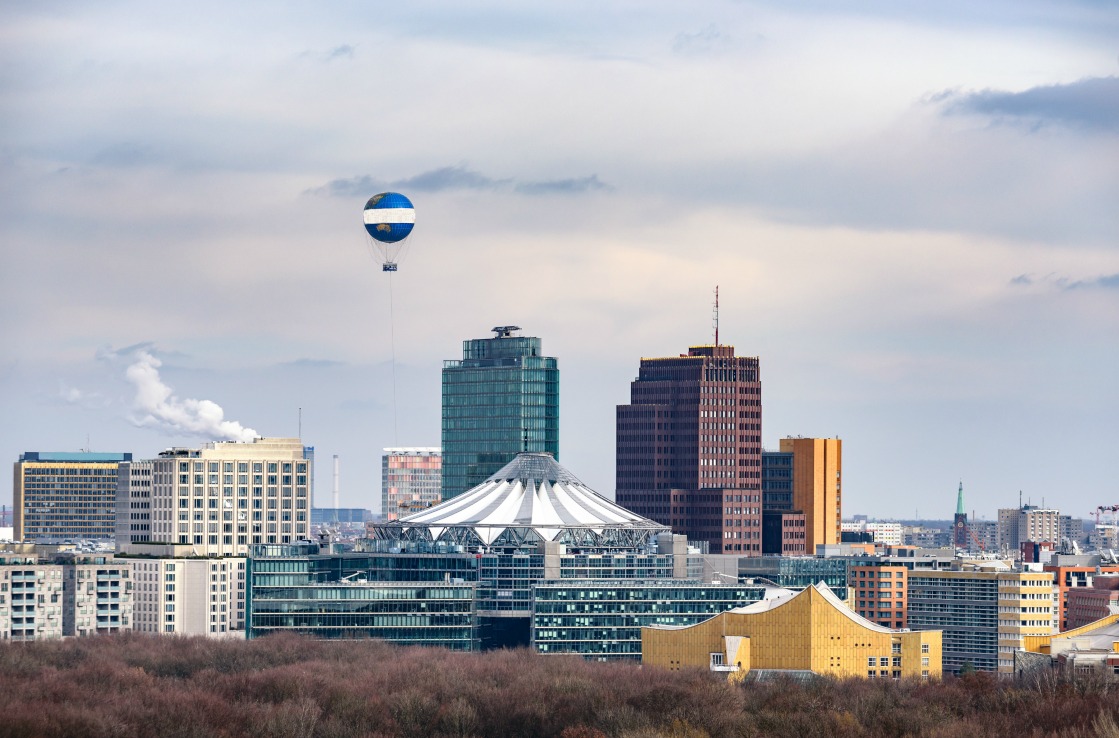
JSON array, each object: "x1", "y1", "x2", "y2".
[{"x1": 393, "y1": 453, "x2": 668, "y2": 546}]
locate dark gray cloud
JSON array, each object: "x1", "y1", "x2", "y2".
[
  {"x1": 940, "y1": 76, "x2": 1119, "y2": 131},
  {"x1": 312, "y1": 166, "x2": 609, "y2": 197},
  {"x1": 515, "y1": 174, "x2": 611, "y2": 195},
  {"x1": 327, "y1": 44, "x2": 354, "y2": 60}
]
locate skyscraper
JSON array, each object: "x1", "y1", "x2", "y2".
[
  {"x1": 779, "y1": 437, "x2": 842, "y2": 552},
  {"x1": 14, "y1": 451, "x2": 132, "y2": 541},
  {"x1": 441, "y1": 327, "x2": 559, "y2": 500},
  {"x1": 616, "y1": 344, "x2": 762, "y2": 554}
]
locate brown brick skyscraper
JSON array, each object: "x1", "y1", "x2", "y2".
[{"x1": 616, "y1": 345, "x2": 762, "y2": 554}]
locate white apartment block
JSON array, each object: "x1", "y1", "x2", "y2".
[
  {"x1": 124, "y1": 544, "x2": 246, "y2": 636},
  {"x1": 146, "y1": 438, "x2": 311, "y2": 557},
  {"x1": 0, "y1": 552, "x2": 132, "y2": 640},
  {"x1": 842, "y1": 520, "x2": 903, "y2": 546}
]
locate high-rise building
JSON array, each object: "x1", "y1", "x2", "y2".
[
  {"x1": 13, "y1": 452, "x2": 132, "y2": 542},
  {"x1": 779, "y1": 437, "x2": 842, "y2": 552},
  {"x1": 998, "y1": 505, "x2": 1060, "y2": 552},
  {"x1": 441, "y1": 326, "x2": 559, "y2": 500},
  {"x1": 381, "y1": 447, "x2": 441, "y2": 520},
  {"x1": 616, "y1": 344, "x2": 762, "y2": 554},
  {"x1": 143, "y1": 437, "x2": 310, "y2": 556},
  {"x1": 761, "y1": 450, "x2": 793, "y2": 510},
  {"x1": 907, "y1": 568, "x2": 1053, "y2": 674}
]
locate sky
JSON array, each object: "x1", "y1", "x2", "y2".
[{"x1": 1, "y1": 1, "x2": 1116, "y2": 522}]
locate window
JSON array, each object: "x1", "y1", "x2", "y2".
[
  {"x1": 921, "y1": 643, "x2": 930, "y2": 654},
  {"x1": 892, "y1": 643, "x2": 901, "y2": 654},
  {"x1": 710, "y1": 653, "x2": 724, "y2": 667},
  {"x1": 867, "y1": 657, "x2": 876, "y2": 667}
]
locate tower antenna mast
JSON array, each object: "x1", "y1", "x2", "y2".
[{"x1": 712, "y1": 285, "x2": 719, "y2": 347}]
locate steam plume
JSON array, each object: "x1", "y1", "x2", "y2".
[{"x1": 125, "y1": 350, "x2": 258, "y2": 442}]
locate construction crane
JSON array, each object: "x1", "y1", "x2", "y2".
[
  {"x1": 1093, "y1": 505, "x2": 1119, "y2": 526},
  {"x1": 968, "y1": 525, "x2": 986, "y2": 553}
]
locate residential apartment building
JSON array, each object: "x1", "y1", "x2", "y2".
[
  {"x1": 121, "y1": 543, "x2": 246, "y2": 636},
  {"x1": 907, "y1": 568, "x2": 1053, "y2": 674},
  {"x1": 381, "y1": 447, "x2": 441, "y2": 520},
  {"x1": 143, "y1": 438, "x2": 310, "y2": 557},
  {"x1": 13, "y1": 452, "x2": 132, "y2": 541},
  {"x1": 998, "y1": 505, "x2": 1060, "y2": 552},
  {"x1": 441, "y1": 327, "x2": 559, "y2": 500},
  {"x1": 0, "y1": 549, "x2": 132, "y2": 640},
  {"x1": 616, "y1": 343, "x2": 763, "y2": 554}
]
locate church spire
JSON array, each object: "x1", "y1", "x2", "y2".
[{"x1": 956, "y1": 481, "x2": 965, "y2": 517}]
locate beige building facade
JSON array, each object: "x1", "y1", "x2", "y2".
[{"x1": 780, "y1": 437, "x2": 842, "y2": 551}]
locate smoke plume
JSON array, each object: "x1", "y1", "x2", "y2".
[{"x1": 124, "y1": 350, "x2": 258, "y2": 442}]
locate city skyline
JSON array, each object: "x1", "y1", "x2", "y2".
[{"x1": 2, "y1": 2, "x2": 1116, "y2": 520}]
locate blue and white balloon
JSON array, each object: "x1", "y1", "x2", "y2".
[{"x1": 362, "y1": 192, "x2": 415, "y2": 271}]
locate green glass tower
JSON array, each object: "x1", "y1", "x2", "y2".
[{"x1": 441, "y1": 327, "x2": 559, "y2": 500}]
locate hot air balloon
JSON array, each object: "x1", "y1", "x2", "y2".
[{"x1": 363, "y1": 192, "x2": 415, "y2": 271}]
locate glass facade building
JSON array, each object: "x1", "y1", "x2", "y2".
[
  {"x1": 381, "y1": 448, "x2": 441, "y2": 520},
  {"x1": 533, "y1": 580, "x2": 765, "y2": 660},
  {"x1": 248, "y1": 543, "x2": 477, "y2": 649},
  {"x1": 441, "y1": 328, "x2": 559, "y2": 500},
  {"x1": 738, "y1": 555, "x2": 850, "y2": 598},
  {"x1": 761, "y1": 451, "x2": 793, "y2": 511}
]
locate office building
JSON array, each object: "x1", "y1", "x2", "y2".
[
  {"x1": 310, "y1": 508, "x2": 373, "y2": 525},
  {"x1": 998, "y1": 505, "x2": 1060, "y2": 552},
  {"x1": 761, "y1": 451, "x2": 793, "y2": 510},
  {"x1": 1065, "y1": 576, "x2": 1119, "y2": 630},
  {"x1": 907, "y1": 568, "x2": 1053, "y2": 674},
  {"x1": 616, "y1": 344, "x2": 763, "y2": 554},
  {"x1": 381, "y1": 447, "x2": 441, "y2": 520},
  {"x1": 762, "y1": 511, "x2": 807, "y2": 555},
  {"x1": 738, "y1": 555, "x2": 849, "y2": 597},
  {"x1": 142, "y1": 437, "x2": 310, "y2": 557},
  {"x1": 116, "y1": 460, "x2": 154, "y2": 546},
  {"x1": 642, "y1": 583, "x2": 941, "y2": 680},
  {"x1": 14, "y1": 452, "x2": 132, "y2": 542},
  {"x1": 532, "y1": 580, "x2": 764, "y2": 660},
  {"x1": 441, "y1": 327, "x2": 559, "y2": 500},
  {"x1": 1043, "y1": 555, "x2": 1119, "y2": 631},
  {"x1": 780, "y1": 437, "x2": 841, "y2": 552},
  {"x1": 850, "y1": 562, "x2": 909, "y2": 630},
  {"x1": 841, "y1": 520, "x2": 903, "y2": 547},
  {"x1": 118, "y1": 543, "x2": 247, "y2": 636}
]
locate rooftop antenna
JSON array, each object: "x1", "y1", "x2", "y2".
[{"x1": 712, "y1": 285, "x2": 719, "y2": 346}]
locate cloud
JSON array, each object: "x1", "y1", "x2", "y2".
[
  {"x1": 672, "y1": 24, "x2": 730, "y2": 56},
  {"x1": 123, "y1": 349, "x2": 258, "y2": 442},
  {"x1": 327, "y1": 44, "x2": 354, "y2": 61},
  {"x1": 279, "y1": 358, "x2": 345, "y2": 369},
  {"x1": 90, "y1": 142, "x2": 152, "y2": 167},
  {"x1": 515, "y1": 175, "x2": 612, "y2": 196},
  {"x1": 58, "y1": 382, "x2": 109, "y2": 409},
  {"x1": 311, "y1": 166, "x2": 609, "y2": 197},
  {"x1": 1009, "y1": 272, "x2": 1119, "y2": 290},
  {"x1": 940, "y1": 76, "x2": 1119, "y2": 132}
]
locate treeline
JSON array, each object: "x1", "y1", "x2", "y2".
[{"x1": 0, "y1": 634, "x2": 1117, "y2": 738}]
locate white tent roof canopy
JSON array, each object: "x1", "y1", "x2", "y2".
[{"x1": 398, "y1": 453, "x2": 666, "y2": 542}]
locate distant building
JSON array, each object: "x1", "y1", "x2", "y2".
[
  {"x1": 907, "y1": 568, "x2": 1053, "y2": 674},
  {"x1": 761, "y1": 451, "x2": 793, "y2": 511},
  {"x1": 616, "y1": 343, "x2": 763, "y2": 554},
  {"x1": 1043, "y1": 556, "x2": 1119, "y2": 631},
  {"x1": 998, "y1": 505, "x2": 1060, "y2": 552},
  {"x1": 1019, "y1": 614, "x2": 1119, "y2": 678},
  {"x1": 310, "y1": 508, "x2": 374, "y2": 525},
  {"x1": 642, "y1": 583, "x2": 941, "y2": 680},
  {"x1": 381, "y1": 447, "x2": 441, "y2": 520},
  {"x1": 14, "y1": 451, "x2": 132, "y2": 541},
  {"x1": 141, "y1": 438, "x2": 311, "y2": 557},
  {"x1": 441, "y1": 327, "x2": 559, "y2": 500},
  {"x1": 762, "y1": 511, "x2": 807, "y2": 555},
  {"x1": 841, "y1": 520, "x2": 902, "y2": 547},
  {"x1": 738, "y1": 556, "x2": 849, "y2": 597},
  {"x1": 780, "y1": 438, "x2": 841, "y2": 552}
]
